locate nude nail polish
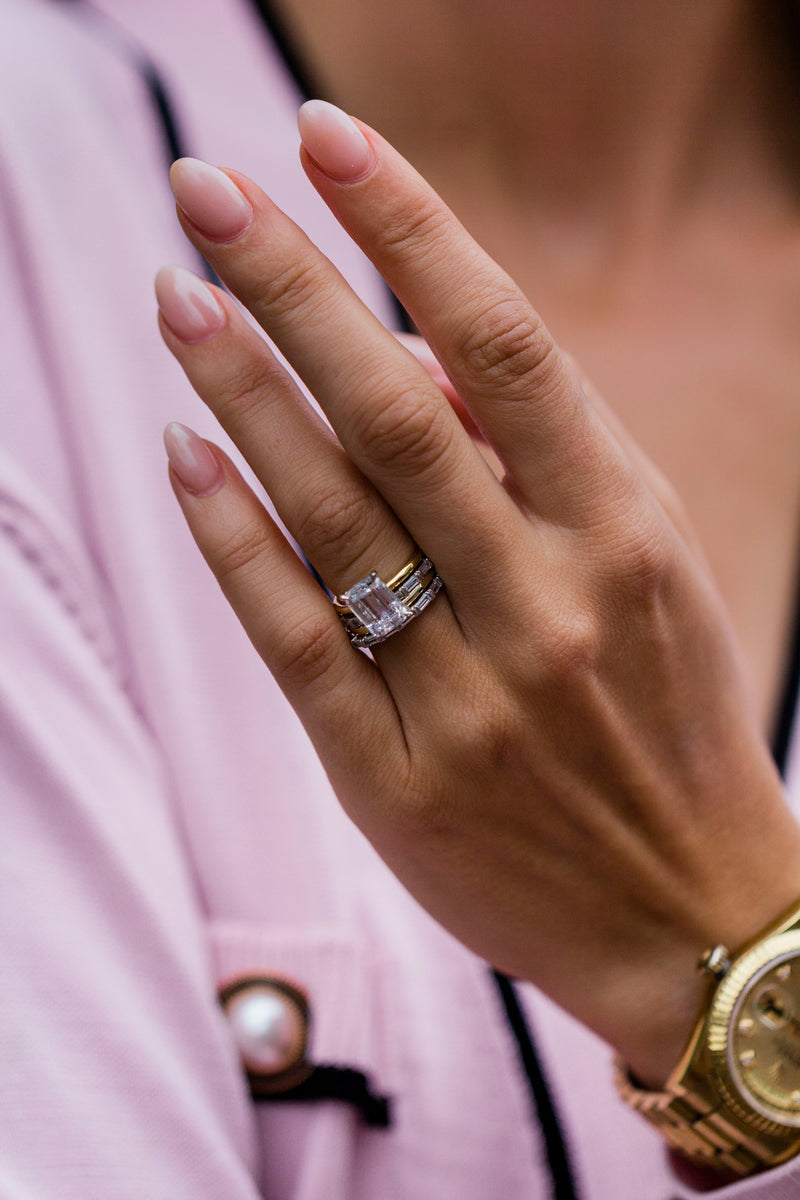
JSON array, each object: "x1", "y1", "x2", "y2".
[
  {"x1": 298, "y1": 100, "x2": 375, "y2": 181},
  {"x1": 169, "y1": 158, "x2": 253, "y2": 241},
  {"x1": 163, "y1": 422, "x2": 223, "y2": 496},
  {"x1": 155, "y1": 265, "x2": 225, "y2": 343}
]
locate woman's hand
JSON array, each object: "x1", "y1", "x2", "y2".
[{"x1": 156, "y1": 100, "x2": 800, "y2": 1088}]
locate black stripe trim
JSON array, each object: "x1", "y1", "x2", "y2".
[
  {"x1": 491, "y1": 970, "x2": 581, "y2": 1200},
  {"x1": 56, "y1": 2, "x2": 220, "y2": 284},
  {"x1": 53, "y1": 3, "x2": 188, "y2": 171},
  {"x1": 252, "y1": 1065, "x2": 392, "y2": 1127},
  {"x1": 772, "y1": 545, "x2": 800, "y2": 777},
  {"x1": 139, "y1": 63, "x2": 186, "y2": 171},
  {"x1": 246, "y1": 0, "x2": 326, "y2": 103}
]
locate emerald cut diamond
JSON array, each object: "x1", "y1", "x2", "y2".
[{"x1": 343, "y1": 572, "x2": 414, "y2": 641}]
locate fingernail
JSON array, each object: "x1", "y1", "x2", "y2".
[
  {"x1": 298, "y1": 100, "x2": 374, "y2": 182},
  {"x1": 169, "y1": 158, "x2": 253, "y2": 241},
  {"x1": 155, "y1": 265, "x2": 226, "y2": 343},
  {"x1": 164, "y1": 422, "x2": 223, "y2": 496}
]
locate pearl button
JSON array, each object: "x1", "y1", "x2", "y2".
[{"x1": 221, "y1": 977, "x2": 309, "y2": 1079}]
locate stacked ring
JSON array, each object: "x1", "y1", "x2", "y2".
[{"x1": 333, "y1": 549, "x2": 444, "y2": 648}]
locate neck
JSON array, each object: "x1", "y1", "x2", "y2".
[{"x1": 270, "y1": 1, "x2": 799, "y2": 248}]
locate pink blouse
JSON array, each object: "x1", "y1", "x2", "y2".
[{"x1": 2, "y1": 1, "x2": 799, "y2": 1196}]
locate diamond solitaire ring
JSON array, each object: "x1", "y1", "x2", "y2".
[{"x1": 333, "y1": 549, "x2": 443, "y2": 648}]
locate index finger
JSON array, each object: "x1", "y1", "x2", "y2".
[{"x1": 298, "y1": 101, "x2": 632, "y2": 524}]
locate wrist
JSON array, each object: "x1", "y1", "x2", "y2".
[
  {"x1": 614, "y1": 895, "x2": 800, "y2": 1178},
  {"x1": 605, "y1": 946, "x2": 711, "y2": 1090},
  {"x1": 609, "y1": 851, "x2": 800, "y2": 1089}
]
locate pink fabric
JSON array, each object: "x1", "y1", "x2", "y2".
[{"x1": 1, "y1": 2, "x2": 799, "y2": 1196}]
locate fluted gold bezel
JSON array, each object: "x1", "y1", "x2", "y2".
[{"x1": 706, "y1": 930, "x2": 800, "y2": 1131}]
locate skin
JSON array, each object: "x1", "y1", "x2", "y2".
[
  {"x1": 158, "y1": 99, "x2": 800, "y2": 1104},
  {"x1": 267, "y1": 0, "x2": 800, "y2": 730}
]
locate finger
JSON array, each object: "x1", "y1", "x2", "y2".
[
  {"x1": 161, "y1": 424, "x2": 401, "y2": 789},
  {"x1": 394, "y1": 332, "x2": 505, "y2": 478},
  {"x1": 297, "y1": 101, "x2": 632, "y2": 525},
  {"x1": 156, "y1": 267, "x2": 461, "y2": 682},
  {"x1": 393, "y1": 333, "x2": 485, "y2": 440},
  {"x1": 167, "y1": 157, "x2": 527, "y2": 597},
  {"x1": 155, "y1": 265, "x2": 418, "y2": 600}
]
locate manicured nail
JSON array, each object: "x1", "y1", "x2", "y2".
[
  {"x1": 163, "y1": 422, "x2": 223, "y2": 496},
  {"x1": 155, "y1": 265, "x2": 226, "y2": 343},
  {"x1": 169, "y1": 158, "x2": 253, "y2": 241},
  {"x1": 298, "y1": 100, "x2": 374, "y2": 182}
]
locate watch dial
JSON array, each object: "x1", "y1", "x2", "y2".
[{"x1": 729, "y1": 954, "x2": 800, "y2": 1126}]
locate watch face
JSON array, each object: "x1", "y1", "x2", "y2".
[{"x1": 727, "y1": 949, "x2": 800, "y2": 1127}]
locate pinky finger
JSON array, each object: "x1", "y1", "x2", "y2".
[{"x1": 163, "y1": 423, "x2": 400, "y2": 787}]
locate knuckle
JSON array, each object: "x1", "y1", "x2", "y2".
[
  {"x1": 252, "y1": 255, "x2": 330, "y2": 324},
  {"x1": 211, "y1": 516, "x2": 272, "y2": 584},
  {"x1": 272, "y1": 613, "x2": 343, "y2": 690},
  {"x1": 375, "y1": 199, "x2": 452, "y2": 264},
  {"x1": 459, "y1": 297, "x2": 558, "y2": 393},
  {"x1": 355, "y1": 385, "x2": 456, "y2": 478},
  {"x1": 215, "y1": 358, "x2": 274, "y2": 423},
  {"x1": 534, "y1": 526, "x2": 678, "y2": 690},
  {"x1": 650, "y1": 471, "x2": 685, "y2": 523},
  {"x1": 394, "y1": 696, "x2": 522, "y2": 836},
  {"x1": 390, "y1": 768, "x2": 457, "y2": 841},
  {"x1": 607, "y1": 514, "x2": 677, "y2": 601},
  {"x1": 451, "y1": 697, "x2": 522, "y2": 776},
  {"x1": 538, "y1": 604, "x2": 603, "y2": 687},
  {"x1": 294, "y1": 485, "x2": 378, "y2": 576},
  {"x1": 646, "y1": 469, "x2": 699, "y2": 550}
]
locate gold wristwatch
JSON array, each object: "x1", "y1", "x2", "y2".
[{"x1": 615, "y1": 899, "x2": 800, "y2": 1177}]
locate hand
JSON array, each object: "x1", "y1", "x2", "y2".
[{"x1": 156, "y1": 100, "x2": 800, "y2": 1088}]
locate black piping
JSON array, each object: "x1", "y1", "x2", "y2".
[
  {"x1": 245, "y1": 0, "x2": 411, "y2": 338},
  {"x1": 245, "y1": 0, "x2": 323, "y2": 103},
  {"x1": 492, "y1": 970, "x2": 582, "y2": 1200},
  {"x1": 53, "y1": 1, "x2": 188, "y2": 173},
  {"x1": 252, "y1": 1065, "x2": 392, "y2": 1127},
  {"x1": 140, "y1": 63, "x2": 187, "y2": 171},
  {"x1": 54, "y1": 0, "x2": 219, "y2": 286},
  {"x1": 772, "y1": 545, "x2": 800, "y2": 776}
]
